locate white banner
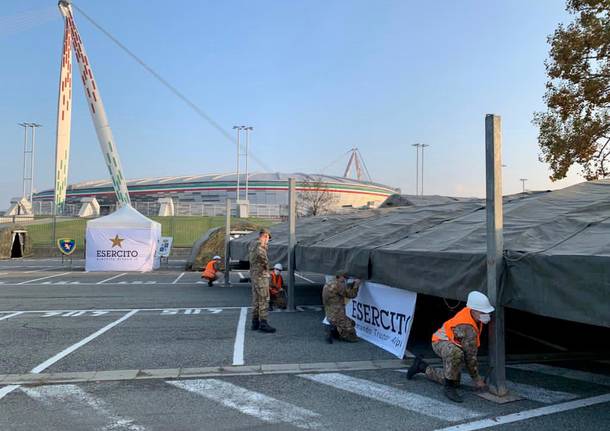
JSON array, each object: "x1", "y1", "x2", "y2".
[
  {"x1": 345, "y1": 281, "x2": 417, "y2": 358},
  {"x1": 85, "y1": 228, "x2": 158, "y2": 272}
]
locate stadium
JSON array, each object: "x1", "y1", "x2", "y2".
[{"x1": 32, "y1": 172, "x2": 399, "y2": 217}]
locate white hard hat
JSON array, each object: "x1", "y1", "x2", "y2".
[
  {"x1": 466, "y1": 291, "x2": 495, "y2": 313},
  {"x1": 274, "y1": 263, "x2": 283, "y2": 271},
  {"x1": 213, "y1": 255, "x2": 221, "y2": 260}
]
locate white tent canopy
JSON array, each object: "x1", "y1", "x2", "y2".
[{"x1": 85, "y1": 205, "x2": 161, "y2": 272}]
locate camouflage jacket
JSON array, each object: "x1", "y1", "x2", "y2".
[
  {"x1": 248, "y1": 239, "x2": 269, "y2": 277},
  {"x1": 453, "y1": 324, "x2": 481, "y2": 380},
  {"x1": 322, "y1": 279, "x2": 360, "y2": 316}
]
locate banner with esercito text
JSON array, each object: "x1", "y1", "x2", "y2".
[{"x1": 345, "y1": 281, "x2": 417, "y2": 359}]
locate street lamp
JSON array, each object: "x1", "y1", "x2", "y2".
[
  {"x1": 232, "y1": 125, "x2": 245, "y2": 201},
  {"x1": 412, "y1": 144, "x2": 421, "y2": 196},
  {"x1": 421, "y1": 144, "x2": 430, "y2": 197},
  {"x1": 243, "y1": 126, "x2": 253, "y2": 202},
  {"x1": 18, "y1": 122, "x2": 42, "y2": 203},
  {"x1": 519, "y1": 178, "x2": 528, "y2": 193}
]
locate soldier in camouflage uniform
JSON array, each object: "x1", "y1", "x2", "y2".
[
  {"x1": 406, "y1": 291, "x2": 494, "y2": 402},
  {"x1": 322, "y1": 271, "x2": 361, "y2": 343},
  {"x1": 248, "y1": 228, "x2": 276, "y2": 333}
]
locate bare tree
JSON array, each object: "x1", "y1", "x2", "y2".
[{"x1": 297, "y1": 176, "x2": 340, "y2": 216}]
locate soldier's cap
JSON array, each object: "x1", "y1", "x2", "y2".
[
  {"x1": 335, "y1": 270, "x2": 348, "y2": 278},
  {"x1": 259, "y1": 228, "x2": 271, "y2": 238}
]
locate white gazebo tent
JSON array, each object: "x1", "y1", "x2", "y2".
[{"x1": 85, "y1": 205, "x2": 161, "y2": 272}]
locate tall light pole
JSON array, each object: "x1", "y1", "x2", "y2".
[
  {"x1": 29, "y1": 123, "x2": 42, "y2": 203},
  {"x1": 412, "y1": 144, "x2": 421, "y2": 196},
  {"x1": 18, "y1": 122, "x2": 42, "y2": 203},
  {"x1": 19, "y1": 123, "x2": 29, "y2": 199},
  {"x1": 243, "y1": 126, "x2": 253, "y2": 202},
  {"x1": 421, "y1": 144, "x2": 430, "y2": 197},
  {"x1": 519, "y1": 178, "x2": 528, "y2": 193},
  {"x1": 232, "y1": 125, "x2": 245, "y2": 201}
]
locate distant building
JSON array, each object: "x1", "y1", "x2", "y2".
[{"x1": 32, "y1": 172, "x2": 398, "y2": 216}]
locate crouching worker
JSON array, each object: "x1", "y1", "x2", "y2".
[
  {"x1": 322, "y1": 271, "x2": 361, "y2": 343},
  {"x1": 269, "y1": 263, "x2": 287, "y2": 310},
  {"x1": 201, "y1": 255, "x2": 223, "y2": 287},
  {"x1": 407, "y1": 291, "x2": 494, "y2": 403}
]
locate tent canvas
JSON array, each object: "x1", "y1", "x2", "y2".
[
  {"x1": 230, "y1": 180, "x2": 610, "y2": 328},
  {"x1": 85, "y1": 205, "x2": 161, "y2": 272}
]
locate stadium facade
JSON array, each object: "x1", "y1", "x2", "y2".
[{"x1": 32, "y1": 173, "x2": 398, "y2": 216}]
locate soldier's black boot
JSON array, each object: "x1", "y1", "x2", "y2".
[
  {"x1": 324, "y1": 325, "x2": 334, "y2": 344},
  {"x1": 443, "y1": 379, "x2": 463, "y2": 403},
  {"x1": 258, "y1": 320, "x2": 276, "y2": 333},
  {"x1": 251, "y1": 318, "x2": 260, "y2": 330},
  {"x1": 406, "y1": 356, "x2": 429, "y2": 380}
]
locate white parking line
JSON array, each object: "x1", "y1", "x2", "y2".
[
  {"x1": 96, "y1": 273, "x2": 127, "y2": 285},
  {"x1": 295, "y1": 273, "x2": 316, "y2": 284},
  {"x1": 509, "y1": 363, "x2": 610, "y2": 387},
  {"x1": 238, "y1": 272, "x2": 245, "y2": 279},
  {"x1": 433, "y1": 393, "x2": 610, "y2": 431},
  {"x1": 232, "y1": 307, "x2": 248, "y2": 366},
  {"x1": 0, "y1": 309, "x2": 139, "y2": 400},
  {"x1": 301, "y1": 373, "x2": 481, "y2": 422},
  {"x1": 172, "y1": 272, "x2": 185, "y2": 284},
  {"x1": 24, "y1": 385, "x2": 145, "y2": 431},
  {"x1": 0, "y1": 311, "x2": 24, "y2": 321},
  {"x1": 168, "y1": 379, "x2": 322, "y2": 430},
  {"x1": 16, "y1": 272, "x2": 70, "y2": 285},
  {"x1": 23, "y1": 266, "x2": 57, "y2": 274}
]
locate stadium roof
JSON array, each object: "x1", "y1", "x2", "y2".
[{"x1": 35, "y1": 172, "x2": 398, "y2": 196}]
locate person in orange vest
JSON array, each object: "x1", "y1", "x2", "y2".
[
  {"x1": 406, "y1": 291, "x2": 494, "y2": 403},
  {"x1": 269, "y1": 263, "x2": 287, "y2": 310},
  {"x1": 201, "y1": 255, "x2": 222, "y2": 287}
]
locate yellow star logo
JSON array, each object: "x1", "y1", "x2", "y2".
[{"x1": 110, "y1": 234, "x2": 124, "y2": 248}]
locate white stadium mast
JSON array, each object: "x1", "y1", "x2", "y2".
[
  {"x1": 55, "y1": 0, "x2": 131, "y2": 210},
  {"x1": 343, "y1": 148, "x2": 372, "y2": 182}
]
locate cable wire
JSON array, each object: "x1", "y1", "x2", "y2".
[{"x1": 71, "y1": 2, "x2": 272, "y2": 172}]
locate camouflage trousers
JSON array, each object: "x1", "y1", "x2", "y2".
[
  {"x1": 328, "y1": 313, "x2": 358, "y2": 342},
  {"x1": 425, "y1": 341, "x2": 465, "y2": 384},
  {"x1": 251, "y1": 275, "x2": 270, "y2": 321}
]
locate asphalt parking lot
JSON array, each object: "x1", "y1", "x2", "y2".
[{"x1": 1, "y1": 258, "x2": 609, "y2": 430}]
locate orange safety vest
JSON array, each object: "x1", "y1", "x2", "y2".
[
  {"x1": 202, "y1": 260, "x2": 218, "y2": 279},
  {"x1": 270, "y1": 272, "x2": 283, "y2": 295},
  {"x1": 432, "y1": 307, "x2": 482, "y2": 348}
]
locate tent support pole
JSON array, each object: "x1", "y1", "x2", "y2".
[
  {"x1": 287, "y1": 177, "x2": 297, "y2": 311},
  {"x1": 224, "y1": 199, "x2": 231, "y2": 288},
  {"x1": 485, "y1": 114, "x2": 507, "y2": 396}
]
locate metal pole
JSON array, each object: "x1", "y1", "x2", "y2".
[
  {"x1": 412, "y1": 144, "x2": 420, "y2": 196},
  {"x1": 287, "y1": 177, "x2": 297, "y2": 311},
  {"x1": 421, "y1": 144, "x2": 429, "y2": 197},
  {"x1": 485, "y1": 114, "x2": 507, "y2": 396},
  {"x1": 20, "y1": 123, "x2": 29, "y2": 198},
  {"x1": 233, "y1": 126, "x2": 242, "y2": 202},
  {"x1": 519, "y1": 178, "x2": 527, "y2": 193},
  {"x1": 224, "y1": 199, "x2": 231, "y2": 288},
  {"x1": 30, "y1": 124, "x2": 42, "y2": 203},
  {"x1": 245, "y1": 126, "x2": 253, "y2": 202}
]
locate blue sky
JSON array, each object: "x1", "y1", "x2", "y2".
[{"x1": 0, "y1": 0, "x2": 580, "y2": 209}]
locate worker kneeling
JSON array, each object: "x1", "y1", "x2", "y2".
[
  {"x1": 406, "y1": 291, "x2": 494, "y2": 403},
  {"x1": 322, "y1": 271, "x2": 361, "y2": 343},
  {"x1": 269, "y1": 263, "x2": 287, "y2": 310},
  {"x1": 201, "y1": 255, "x2": 223, "y2": 287}
]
